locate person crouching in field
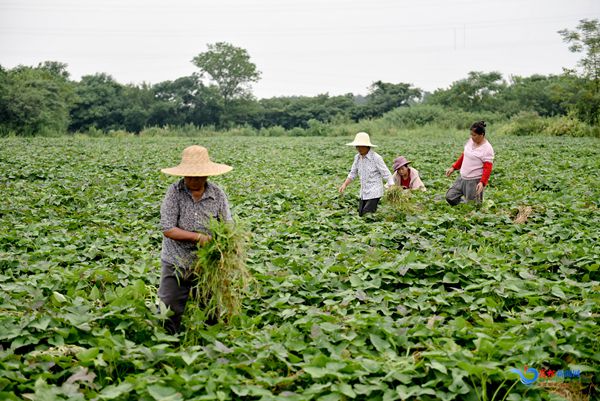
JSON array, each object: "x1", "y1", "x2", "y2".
[
  {"x1": 158, "y1": 145, "x2": 233, "y2": 334},
  {"x1": 445, "y1": 121, "x2": 494, "y2": 205},
  {"x1": 392, "y1": 156, "x2": 426, "y2": 191},
  {"x1": 338, "y1": 132, "x2": 394, "y2": 216}
]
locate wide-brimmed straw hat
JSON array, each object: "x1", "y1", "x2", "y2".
[
  {"x1": 393, "y1": 156, "x2": 411, "y2": 171},
  {"x1": 161, "y1": 145, "x2": 233, "y2": 177},
  {"x1": 346, "y1": 132, "x2": 378, "y2": 147}
]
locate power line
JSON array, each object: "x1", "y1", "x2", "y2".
[{"x1": 0, "y1": 14, "x2": 596, "y2": 39}]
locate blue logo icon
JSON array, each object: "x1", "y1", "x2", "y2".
[{"x1": 509, "y1": 366, "x2": 539, "y2": 385}]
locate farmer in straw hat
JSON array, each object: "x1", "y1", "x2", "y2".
[
  {"x1": 158, "y1": 145, "x2": 233, "y2": 334},
  {"x1": 339, "y1": 132, "x2": 394, "y2": 216},
  {"x1": 392, "y1": 156, "x2": 426, "y2": 191}
]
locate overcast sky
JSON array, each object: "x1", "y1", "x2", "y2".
[{"x1": 1, "y1": 0, "x2": 598, "y2": 98}]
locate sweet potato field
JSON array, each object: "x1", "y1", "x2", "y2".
[{"x1": 1, "y1": 131, "x2": 599, "y2": 400}]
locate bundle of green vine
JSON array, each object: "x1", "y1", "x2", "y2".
[
  {"x1": 192, "y1": 219, "x2": 251, "y2": 323},
  {"x1": 385, "y1": 185, "x2": 409, "y2": 205}
]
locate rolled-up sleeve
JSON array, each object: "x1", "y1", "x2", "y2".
[
  {"x1": 220, "y1": 192, "x2": 233, "y2": 222},
  {"x1": 160, "y1": 185, "x2": 179, "y2": 231},
  {"x1": 347, "y1": 155, "x2": 358, "y2": 180}
]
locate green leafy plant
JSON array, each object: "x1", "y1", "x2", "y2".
[
  {"x1": 0, "y1": 131, "x2": 598, "y2": 400},
  {"x1": 192, "y1": 219, "x2": 250, "y2": 323}
]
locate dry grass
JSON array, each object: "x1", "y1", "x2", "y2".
[
  {"x1": 514, "y1": 205, "x2": 533, "y2": 224},
  {"x1": 385, "y1": 186, "x2": 408, "y2": 205},
  {"x1": 384, "y1": 186, "x2": 423, "y2": 215},
  {"x1": 539, "y1": 381, "x2": 593, "y2": 401}
]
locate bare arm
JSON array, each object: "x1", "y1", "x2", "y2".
[
  {"x1": 340, "y1": 156, "x2": 358, "y2": 193},
  {"x1": 163, "y1": 227, "x2": 211, "y2": 246},
  {"x1": 339, "y1": 177, "x2": 353, "y2": 193},
  {"x1": 446, "y1": 153, "x2": 464, "y2": 176}
]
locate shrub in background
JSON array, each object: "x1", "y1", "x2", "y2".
[
  {"x1": 497, "y1": 112, "x2": 548, "y2": 136},
  {"x1": 543, "y1": 114, "x2": 592, "y2": 137},
  {"x1": 382, "y1": 105, "x2": 505, "y2": 130}
]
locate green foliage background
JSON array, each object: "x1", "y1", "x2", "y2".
[{"x1": 2, "y1": 17, "x2": 599, "y2": 137}]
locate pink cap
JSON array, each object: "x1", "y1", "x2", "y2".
[{"x1": 393, "y1": 156, "x2": 410, "y2": 171}]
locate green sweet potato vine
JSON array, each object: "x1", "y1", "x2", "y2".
[
  {"x1": 0, "y1": 130, "x2": 598, "y2": 400},
  {"x1": 193, "y1": 219, "x2": 250, "y2": 323}
]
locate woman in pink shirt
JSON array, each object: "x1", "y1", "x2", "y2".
[{"x1": 445, "y1": 121, "x2": 494, "y2": 205}]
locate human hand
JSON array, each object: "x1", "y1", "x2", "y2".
[
  {"x1": 196, "y1": 233, "x2": 212, "y2": 246},
  {"x1": 445, "y1": 167, "x2": 455, "y2": 177},
  {"x1": 476, "y1": 182, "x2": 484, "y2": 195},
  {"x1": 338, "y1": 184, "x2": 346, "y2": 194}
]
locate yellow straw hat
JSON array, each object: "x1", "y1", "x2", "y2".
[
  {"x1": 346, "y1": 132, "x2": 378, "y2": 147},
  {"x1": 161, "y1": 145, "x2": 233, "y2": 177}
]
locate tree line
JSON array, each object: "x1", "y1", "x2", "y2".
[{"x1": 0, "y1": 20, "x2": 598, "y2": 136}]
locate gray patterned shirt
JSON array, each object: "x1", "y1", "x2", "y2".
[
  {"x1": 160, "y1": 179, "x2": 232, "y2": 269},
  {"x1": 347, "y1": 150, "x2": 394, "y2": 200}
]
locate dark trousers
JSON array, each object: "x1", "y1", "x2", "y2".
[
  {"x1": 358, "y1": 197, "x2": 380, "y2": 216},
  {"x1": 445, "y1": 177, "x2": 482, "y2": 206},
  {"x1": 158, "y1": 261, "x2": 195, "y2": 334}
]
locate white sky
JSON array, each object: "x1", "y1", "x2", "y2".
[{"x1": 1, "y1": 0, "x2": 598, "y2": 98}]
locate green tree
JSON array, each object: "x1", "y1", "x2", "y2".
[
  {"x1": 0, "y1": 66, "x2": 9, "y2": 132},
  {"x1": 559, "y1": 19, "x2": 600, "y2": 90},
  {"x1": 354, "y1": 81, "x2": 422, "y2": 120},
  {"x1": 551, "y1": 71, "x2": 599, "y2": 125},
  {"x1": 499, "y1": 74, "x2": 567, "y2": 117},
  {"x1": 426, "y1": 71, "x2": 506, "y2": 112},
  {"x1": 150, "y1": 75, "x2": 223, "y2": 127},
  {"x1": 192, "y1": 42, "x2": 261, "y2": 103},
  {"x1": 69, "y1": 73, "x2": 125, "y2": 132},
  {"x1": 558, "y1": 19, "x2": 600, "y2": 124},
  {"x1": 0, "y1": 62, "x2": 74, "y2": 136},
  {"x1": 121, "y1": 83, "x2": 154, "y2": 133},
  {"x1": 37, "y1": 61, "x2": 70, "y2": 80},
  {"x1": 254, "y1": 94, "x2": 355, "y2": 129}
]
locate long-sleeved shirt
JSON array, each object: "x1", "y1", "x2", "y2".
[
  {"x1": 453, "y1": 139, "x2": 494, "y2": 182},
  {"x1": 347, "y1": 150, "x2": 394, "y2": 200},
  {"x1": 160, "y1": 179, "x2": 232, "y2": 270},
  {"x1": 392, "y1": 166, "x2": 426, "y2": 191}
]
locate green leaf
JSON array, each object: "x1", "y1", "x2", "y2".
[
  {"x1": 304, "y1": 367, "x2": 329, "y2": 379},
  {"x1": 52, "y1": 291, "x2": 67, "y2": 305},
  {"x1": 214, "y1": 340, "x2": 233, "y2": 354},
  {"x1": 180, "y1": 351, "x2": 202, "y2": 365},
  {"x1": 551, "y1": 286, "x2": 566, "y2": 299},
  {"x1": 99, "y1": 382, "x2": 134, "y2": 399},
  {"x1": 442, "y1": 272, "x2": 459, "y2": 283},
  {"x1": 76, "y1": 347, "x2": 100, "y2": 363},
  {"x1": 369, "y1": 334, "x2": 390, "y2": 352},
  {"x1": 427, "y1": 360, "x2": 448, "y2": 374},
  {"x1": 147, "y1": 384, "x2": 182, "y2": 401},
  {"x1": 334, "y1": 382, "x2": 356, "y2": 398}
]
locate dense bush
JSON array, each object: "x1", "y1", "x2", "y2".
[
  {"x1": 497, "y1": 112, "x2": 548, "y2": 136},
  {"x1": 497, "y1": 112, "x2": 599, "y2": 138},
  {"x1": 543, "y1": 115, "x2": 598, "y2": 137},
  {"x1": 382, "y1": 104, "x2": 505, "y2": 130}
]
